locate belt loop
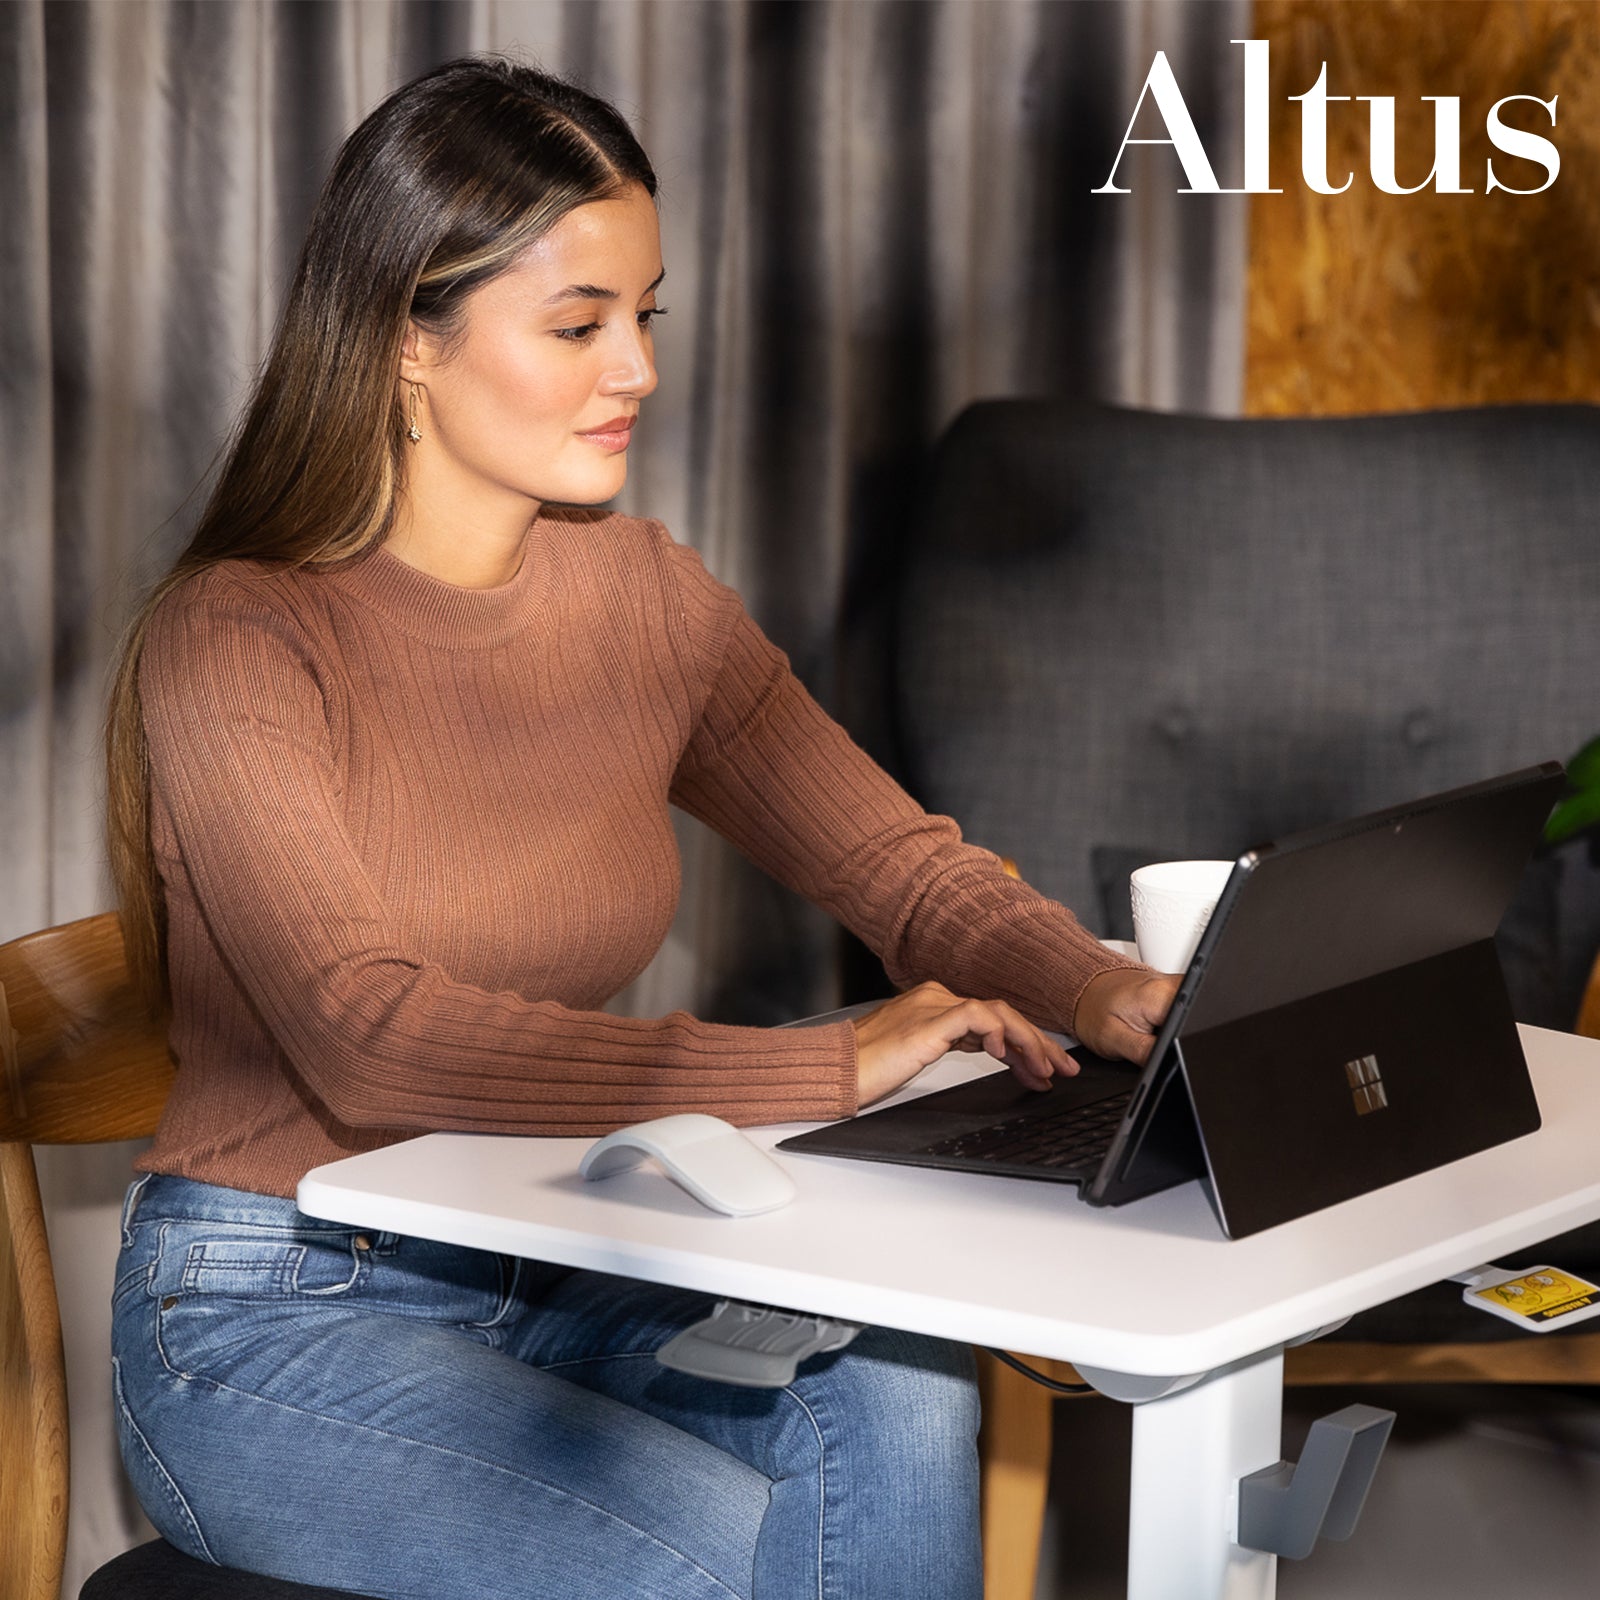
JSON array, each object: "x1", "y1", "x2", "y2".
[{"x1": 120, "y1": 1173, "x2": 152, "y2": 1246}]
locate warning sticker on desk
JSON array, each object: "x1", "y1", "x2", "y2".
[{"x1": 1471, "y1": 1269, "x2": 1600, "y2": 1324}]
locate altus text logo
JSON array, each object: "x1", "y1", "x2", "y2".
[{"x1": 1093, "y1": 38, "x2": 1559, "y2": 197}]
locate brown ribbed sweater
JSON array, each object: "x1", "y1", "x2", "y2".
[{"x1": 135, "y1": 509, "x2": 1134, "y2": 1198}]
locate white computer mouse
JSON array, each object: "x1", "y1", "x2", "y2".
[{"x1": 578, "y1": 1114, "x2": 798, "y2": 1217}]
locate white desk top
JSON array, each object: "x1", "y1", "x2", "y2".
[{"x1": 298, "y1": 1024, "x2": 1600, "y2": 1378}]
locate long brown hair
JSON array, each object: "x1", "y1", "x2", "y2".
[{"x1": 106, "y1": 57, "x2": 657, "y2": 1010}]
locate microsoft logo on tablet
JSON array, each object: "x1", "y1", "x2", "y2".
[{"x1": 1344, "y1": 1055, "x2": 1389, "y2": 1116}]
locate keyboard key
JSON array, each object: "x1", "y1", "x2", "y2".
[{"x1": 920, "y1": 1090, "x2": 1132, "y2": 1172}]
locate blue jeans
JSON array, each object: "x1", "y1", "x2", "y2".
[{"x1": 110, "y1": 1174, "x2": 981, "y2": 1599}]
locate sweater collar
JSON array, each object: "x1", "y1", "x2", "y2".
[{"x1": 324, "y1": 526, "x2": 544, "y2": 648}]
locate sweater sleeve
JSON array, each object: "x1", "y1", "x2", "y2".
[
  {"x1": 140, "y1": 577, "x2": 858, "y2": 1135},
  {"x1": 660, "y1": 534, "x2": 1141, "y2": 1035}
]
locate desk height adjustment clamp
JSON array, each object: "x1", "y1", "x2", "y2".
[
  {"x1": 657, "y1": 1301, "x2": 865, "y2": 1388},
  {"x1": 1236, "y1": 1403, "x2": 1395, "y2": 1560}
]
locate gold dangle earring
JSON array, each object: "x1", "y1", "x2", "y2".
[{"x1": 406, "y1": 383, "x2": 422, "y2": 444}]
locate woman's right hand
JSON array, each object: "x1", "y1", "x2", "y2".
[{"x1": 850, "y1": 982, "x2": 1077, "y2": 1108}]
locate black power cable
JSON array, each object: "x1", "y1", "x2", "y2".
[{"x1": 983, "y1": 1347, "x2": 1095, "y2": 1395}]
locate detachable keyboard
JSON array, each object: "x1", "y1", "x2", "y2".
[{"x1": 918, "y1": 1090, "x2": 1132, "y2": 1174}]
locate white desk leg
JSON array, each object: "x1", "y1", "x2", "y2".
[{"x1": 1124, "y1": 1352, "x2": 1283, "y2": 1600}]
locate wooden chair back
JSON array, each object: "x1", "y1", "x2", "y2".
[{"x1": 0, "y1": 912, "x2": 174, "y2": 1600}]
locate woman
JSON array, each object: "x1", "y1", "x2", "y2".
[{"x1": 106, "y1": 57, "x2": 1175, "y2": 1600}]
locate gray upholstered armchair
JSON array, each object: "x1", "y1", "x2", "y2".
[
  {"x1": 897, "y1": 398, "x2": 1600, "y2": 1031},
  {"x1": 883, "y1": 398, "x2": 1600, "y2": 1600}
]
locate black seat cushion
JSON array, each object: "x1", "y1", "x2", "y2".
[{"x1": 80, "y1": 1540, "x2": 385, "y2": 1600}]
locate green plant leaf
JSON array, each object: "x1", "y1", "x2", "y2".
[
  {"x1": 1545, "y1": 786, "x2": 1600, "y2": 846},
  {"x1": 1567, "y1": 734, "x2": 1600, "y2": 791}
]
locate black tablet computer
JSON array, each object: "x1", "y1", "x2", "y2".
[{"x1": 779, "y1": 763, "x2": 1564, "y2": 1238}]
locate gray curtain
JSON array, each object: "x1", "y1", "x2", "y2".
[{"x1": 0, "y1": 0, "x2": 1245, "y2": 1586}]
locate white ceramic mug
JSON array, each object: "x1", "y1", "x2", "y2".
[{"x1": 1129, "y1": 860, "x2": 1233, "y2": 973}]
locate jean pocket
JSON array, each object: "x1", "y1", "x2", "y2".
[
  {"x1": 150, "y1": 1222, "x2": 374, "y2": 1302},
  {"x1": 148, "y1": 1224, "x2": 376, "y2": 1383},
  {"x1": 177, "y1": 1239, "x2": 353, "y2": 1297}
]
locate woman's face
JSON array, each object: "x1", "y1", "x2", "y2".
[{"x1": 403, "y1": 183, "x2": 664, "y2": 513}]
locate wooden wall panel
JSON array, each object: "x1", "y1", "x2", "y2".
[{"x1": 1246, "y1": 0, "x2": 1600, "y2": 415}]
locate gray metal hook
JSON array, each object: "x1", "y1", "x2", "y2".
[{"x1": 1237, "y1": 1403, "x2": 1396, "y2": 1560}]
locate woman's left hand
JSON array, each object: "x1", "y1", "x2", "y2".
[{"x1": 1072, "y1": 968, "x2": 1181, "y2": 1065}]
